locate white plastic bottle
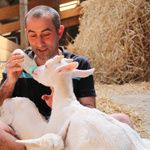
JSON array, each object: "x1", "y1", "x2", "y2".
[{"x1": 13, "y1": 49, "x2": 37, "y2": 76}]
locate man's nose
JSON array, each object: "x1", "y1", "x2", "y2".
[{"x1": 36, "y1": 36, "x2": 45, "y2": 47}]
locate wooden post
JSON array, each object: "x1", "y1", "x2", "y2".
[
  {"x1": 19, "y1": 0, "x2": 28, "y2": 49},
  {"x1": 55, "y1": 0, "x2": 59, "y2": 13}
]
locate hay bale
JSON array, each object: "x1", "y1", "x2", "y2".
[{"x1": 68, "y1": 0, "x2": 150, "y2": 84}]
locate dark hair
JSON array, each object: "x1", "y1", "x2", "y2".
[{"x1": 25, "y1": 5, "x2": 60, "y2": 34}]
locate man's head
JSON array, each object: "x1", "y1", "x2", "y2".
[
  {"x1": 25, "y1": 5, "x2": 64, "y2": 65},
  {"x1": 25, "y1": 5, "x2": 60, "y2": 34}
]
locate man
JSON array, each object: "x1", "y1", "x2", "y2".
[{"x1": 0, "y1": 5, "x2": 132, "y2": 150}]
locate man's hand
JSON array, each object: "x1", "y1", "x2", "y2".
[
  {"x1": 6, "y1": 53, "x2": 24, "y2": 84},
  {"x1": 41, "y1": 87, "x2": 54, "y2": 108},
  {"x1": 0, "y1": 52, "x2": 24, "y2": 106},
  {"x1": 0, "y1": 121, "x2": 15, "y2": 136}
]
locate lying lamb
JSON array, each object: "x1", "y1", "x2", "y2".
[
  {"x1": 17, "y1": 55, "x2": 150, "y2": 150},
  {"x1": 0, "y1": 97, "x2": 64, "y2": 150}
]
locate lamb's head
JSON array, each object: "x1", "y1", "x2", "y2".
[
  {"x1": 32, "y1": 55, "x2": 76, "y2": 87},
  {"x1": 33, "y1": 55, "x2": 95, "y2": 87}
]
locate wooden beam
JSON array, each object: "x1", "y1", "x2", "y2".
[
  {"x1": 0, "y1": 0, "x2": 56, "y2": 21},
  {"x1": 60, "y1": 6, "x2": 81, "y2": 20},
  {"x1": 0, "y1": 0, "x2": 80, "y2": 21},
  {"x1": 0, "y1": 36, "x2": 23, "y2": 52},
  {"x1": 0, "y1": 20, "x2": 20, "y2": 34},
  {"x1": 59, "y1": 0, "x2": 79, "y2": 4},
  {"x1": 0, "y1": 5, "x2": 19, "y2": 21},
  {"x1": 28, "y1": 0, "x2": 56, "y2": 11},
  {"x1": 61, "y1": 16, "x2": 79, "y2": 28},
  {"x1": 0, "y1": 6, "x2": 81, "y2": 34},
  {"x1": 0, "y1": 36, "x2": 23, "y2": 61},
  {"x1": 0, "y1": 48, "x2": 12, "y2": 62},
  {"x1": 0, "y1": 16, "x2": 80, "y2": 35}
]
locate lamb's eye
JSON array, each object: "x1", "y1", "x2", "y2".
[{"x1": 45, "y1": 65, "x2": 47, "y2": 68}]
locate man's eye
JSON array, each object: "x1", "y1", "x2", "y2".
[
  {"x1": 31, "y1": 35, "x2": 36, "y2": 37},
  {"x1": 44, "y1": 34, "x2": 50, "y2": 37}
]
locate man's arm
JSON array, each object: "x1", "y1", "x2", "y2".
[
  {"x1": 0, "y1": 52, "x2": 24, "y2": 106},
  {"x1": 78, "y1": 96, "x2": 96, "y2": 108},
  {"x1": 0, "y1": 79, "x2": 16, "y2": 106}
]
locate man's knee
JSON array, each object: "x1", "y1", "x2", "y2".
[{"x1": 110, "y1": 113, "x2": 134, "y2": 129}]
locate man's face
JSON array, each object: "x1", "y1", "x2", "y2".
[{"x1": 25, "y1": 14, "x2": 61, "y2": 62}]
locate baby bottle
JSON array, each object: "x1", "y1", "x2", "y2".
[{"x1": 13, "y1": 49, "x2": 37, "y2": 76}]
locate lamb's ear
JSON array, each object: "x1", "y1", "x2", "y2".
[
  {"x1": 16, "y1": 139, "x2": 40, "y2": 148},
  {"x1": 72, "y1": 68, "x2": 95, "y2": 78},
  {"x1": 55, "y1": 62, "x2": 78, "y2": 75}
]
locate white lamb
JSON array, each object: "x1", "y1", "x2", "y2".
[
  {"x1": 0, "y1": 96, "x2": 65, "y2": 150},
  {"x1": 16, "y1": 55, "x2": 150, "y2": 150}
]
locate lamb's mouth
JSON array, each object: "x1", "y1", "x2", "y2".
[{"x1": 32, "y1": 71, "x2": 38, "y2": 76}]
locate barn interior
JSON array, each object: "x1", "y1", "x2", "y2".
[{"x1": 0, "y1": 0, "x2": 150, "y2": 140}]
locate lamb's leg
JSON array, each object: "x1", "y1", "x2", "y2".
[
  {"x1": 16, "y1": 133, "x2": 64, "y2": 150},
  {"x1": 16, "y1": 121, "x2": 70, "y2": 150}
]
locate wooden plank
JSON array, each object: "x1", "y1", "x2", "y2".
[
  {"x1": 59, "y1": 0, "x2": 78, "y2": 4},
  {"x1": 60, "y1": 6, "x2": 81, "y2": 20},
  {"x1": 0, "y1": 36, "x2": 23, "y2": 53},
  {"x1": 0, "y1": 6, "x2": 80, "y2": 34},
  {"x1": 61, "y1": 16, "x2": 79, "y2": 27},
  {"x1": 28, "y1": 0, "x2": 56, "y2": 11},
  {"x1": 0, "y1": 48, "x2": 12, "y2": 62},
  {"x1": 0, "y1": 35, "x2": 23, "y2": 61},
  {"x1": 0, "y1": 5, "x2": 19, "y2": 21},
  {"x1": 0, "y1": 0, "x2": 56, "y2": 21},
  {"x1": 0, "y1": 20, "x2": 20, "y2": 34},
  {"x1": 0, "y1": 16, "x2": 80, "y2": 34},
  {"x1": 0, "y1": 0, "x2": 80, "y2": 21}
]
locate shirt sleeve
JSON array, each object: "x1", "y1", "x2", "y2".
[{"x1": 73, "y1": 57, "x2": 96, "y2": 98}]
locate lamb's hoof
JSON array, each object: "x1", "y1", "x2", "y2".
[{"x1": 40, "y1": 133, "x2": 64, "y2": 150}]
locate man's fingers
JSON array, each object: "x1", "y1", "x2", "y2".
[
  {"x1": 41, "y1": 95, "x2": 50, "y2": 101},
  {"x1": 7, "y1": 53, "x2": 23, "y2": 66},
  {"x1": 41, "y1": 95, "x2": 52, "y2": 108}
]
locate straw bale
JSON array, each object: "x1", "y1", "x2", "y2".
[{"x1": 67, "y1": 0, "x2": 150, "y2": 84}]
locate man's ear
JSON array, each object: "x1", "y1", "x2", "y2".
[
  {"x1": 25, "y1": 29, "x2": 27, "y2": 34},
  {"x1": 58, "y1": 25, "x2": 64, "y2": 39}
]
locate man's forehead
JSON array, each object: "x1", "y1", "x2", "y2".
[
  {"x1": 26, "y1": 14, "x2": 53, "y2": 26},
  {"x1": 26, "y1": 15, "x2": 54, "y2": 33}
]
